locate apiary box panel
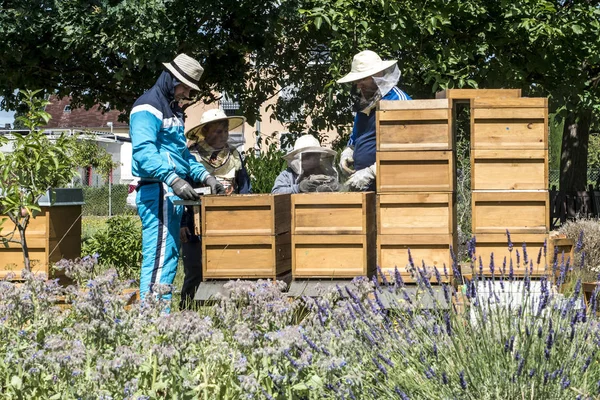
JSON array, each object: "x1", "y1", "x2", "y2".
[
  {"x1": 377, "y1": 99, "x2": 453, "y2": 151},
  {"x1": 472, "y1": 191, "x2": 549, "y2": 234},
  {"x1": 291, "y1": 192, "x2": 375, "y2": 235},
  {"x1": 377, "y1": 193, "x2": 455, "y2": 235},
  {"x1": 378, "y1": 234, "x2": 455, "y2": 283},
  {"x1": 201, "y1": 194, "x2": 291, "y2": 236},
  {"x1": 292, "y1": 234, "x2": 376, "y2": 278},
  {"x1": 203, "y1": 234, "x2": 291, "y2": 280},
  {"x1": 471, "y1": 149, "x2": 548, "y2": 190},
  {"x1": 468, "y1": 233, "x2": 549, "y2": 276},
  {"x1": 377, "y1": 151, "x2": 455, "y2": 192}
]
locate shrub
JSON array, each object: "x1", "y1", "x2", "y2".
[
  {"x1": 244, "y1": 134, "x2": 287, "y2": 194},
  {"x1": 558, "y1": 218, "x2": 600, "y2": 274},
  {"x1": 81, "y1": 215, "x2": 141, "y2": 280}
]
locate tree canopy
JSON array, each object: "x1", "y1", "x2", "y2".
[{"x1": 1, "y1": 0, "x2": 599, "y2": 189}]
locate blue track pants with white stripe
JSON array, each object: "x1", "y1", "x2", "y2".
[{"x1": 136, "y1": 182, "x2": 183, "y2": 301}]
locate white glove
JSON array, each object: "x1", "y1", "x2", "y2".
[
  {"x1": 339, "y1": 146, "x2": 355, "y2": 176},
  {"x1": 347, "y1": 164, "x2": 376, "y2": 191}
]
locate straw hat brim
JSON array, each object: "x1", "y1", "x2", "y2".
[
  {"x1": 185, "y1": 115, "x2": 246, "y2": 140},
  {"x1": 336, "y1": 60, "x2": 397, "y2": 83},
  {"x1": 163, "y1": 62, "x2": 201, "y2": 91},
  {"x1": 283, "y1": 146, "x2": 337, "y2": 161}
]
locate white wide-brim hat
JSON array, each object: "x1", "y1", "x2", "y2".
[
  {"x1": 337, "y1": 50, "x2": 397, "y2": 84},
  {"x1": 185, "y1": 108, "x2": 246, "y2": 140},
  {"x1": 163, "y1": 53, "x2": 204, "y2": 91},
  {"x1": 283, "y1": 134, "x2": 337, "y2": 161}
]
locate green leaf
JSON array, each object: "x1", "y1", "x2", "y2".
[{"x1": 314, "y1": 16, "x2": 322, "y2": 29}]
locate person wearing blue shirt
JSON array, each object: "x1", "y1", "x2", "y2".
[
  {"x1": 129, "y1": 54, "x2": 225, "y2": 302},
  {"x1": 337, "y1": 50, "x2": 412, "y2": 191}
]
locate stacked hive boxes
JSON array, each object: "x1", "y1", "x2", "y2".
[
  {"x1": 376, "y1": 99, "x2": 457, "y2": 282},
  {"x1": 200, "y1": 194, "x2": 292, "y2": 280},
  {"x1": 470, "y1": 98, "x2": 549, "y2": 275},
  {"x1": 291, "y1": 192, "x2": 376, "y2": 278}
]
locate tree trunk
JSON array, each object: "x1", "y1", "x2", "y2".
[
  {"x1": 17, "y1": 222, "x2": 31, "y2": 272},
  {"x1": 559, "y1": 109, "x2": 592, "y2": 191}
]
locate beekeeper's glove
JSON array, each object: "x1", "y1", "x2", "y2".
[
  {"x1": 170, "y1": 177, "x2": 199, "y2": 200},
  {"x1": 346, "y1": 164, "x2": 376, "y2": 191},
  {"x1": 339, "y1": 146, "x2": 355, "y2": 176},
  {"x1": 204, "y1": 175, "x2": 226, "y2": 195}
]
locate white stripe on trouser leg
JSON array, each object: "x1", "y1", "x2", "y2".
[{"x1": 154, "y1": 183, "x2": 169, "y2": 285}]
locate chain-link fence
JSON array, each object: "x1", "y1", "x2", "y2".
[
  {"x1": 549, "y1": 169, "x2": 600, "y2": 189},
  {"x1": 79, "y1": 183, "x2": 136, "y2": 216}
]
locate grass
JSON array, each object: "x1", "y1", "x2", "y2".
[{"x1": 81, "y1": 216, "x2": 111, "y2": 240}]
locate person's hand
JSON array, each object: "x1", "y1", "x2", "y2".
[
  {"x1": 170, "y1": 177, "x2": 199, "y2": 200},
  {"x1": 204, "y1": 175, "x2": 226, "y2": 195},
  {"x1": 346, "y1": 164, "x2": 376, "y2": 191},
  {"x1": 298, "y1": 179, "x2": 321, "y2": 193},
  {"x1": 339, "y1": 146, "x2": 355, "y2": 176},
  {"x1": 180, "y1": 227, "x2": 191, "y2": 243}
]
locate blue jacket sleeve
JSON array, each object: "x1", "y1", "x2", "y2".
[
  {"x1": 184, "y1": 147, "x2": 209, "y2": 184},
  {"x1": 236, "y1": 154, "x2": 252, "y2": 194},
  {"x1": 271, "y1": 169, "x2": 299, "y2": 194},
  {"x1": 130, "y1": 110, "x2": 179, "y2": 185}
]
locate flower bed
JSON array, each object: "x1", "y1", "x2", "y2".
[{"x1": 1, "y1": 255, "x2": 600, "y2": 399}]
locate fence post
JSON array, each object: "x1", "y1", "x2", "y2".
[{"x1": 108, "y1": 169, "x2": 113, "y2": 217}]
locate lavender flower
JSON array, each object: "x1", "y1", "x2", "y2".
[
  {"x1": 394, "y1": 387, "x2": 410, "y2": 400},
  {"x1": 506, "y1": 230, "x2": 513, "y2": 252},
  {"x1": 377, "y1": 266, "x2": 389, "y2": 287},
  {"x1": 576, "y1": 231, "x2": 584, "y2": 252},
  {"x1": 459, "y1": 371, "x2": 467, "y2": 390},
  {"x1": 394, "y1": 266, "x2": 405, "y2": 287},
  {"x1": 444, "y1": 312, "x2": 452, "y2": 336},
  {"x1": 372, "y1": 357, "x2": 388, "y2": 376}
]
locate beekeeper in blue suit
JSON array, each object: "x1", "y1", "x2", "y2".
[
  {"x1": 337, "y1": 50, "x2": 412, "y2": 191},
  {"x1": 130, "y1": 54, "x2": 225, "y2": 301}
]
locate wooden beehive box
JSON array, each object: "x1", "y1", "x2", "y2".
[
  {"x1": 202, "y1": 234, "x2": 291, "y2": 280},
  {"x1": 472, "y1": 191, "x2": 549, "y2": 234},
  {"x1": 201, "y1": 194, "x2": 291, "y2": 236},
  {"x1": 378, "y1": 234, "x2": 455, "y2": 283},
  {"x1": 0, "y1": 206, "x2": 82, "y2": 279},
  {"x1": 377, "y1": 193, "x2": 456, "y2": 235},
  {"x1": 376, "y1": 99, "x2": 453, "y2": 151},
  {"x1": 201, "y1": 194, "x2": 292, "y2": 280},
  {"x1": 471, "y1": 98, "x2": 548, "y2": 150},
  {"x1": 292, "y1": 234, "x2": 376, "y2": 278},
  {"x1": 291, "y1": 192, "x2": 375, "y2": 235},
  {"x1": 436, "y1": 89, "x2": 522, "y2": 102},
  {"x1": 468, "y1": 233, "x2": 549, "y2": 276},
  {"x1": 471, "y1": 149, "x2": 548, "y2": 190},
  {"x1": 376, "y1": 150, "x2": 455, "y2": 192}
]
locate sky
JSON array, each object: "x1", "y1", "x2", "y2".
[
  {"x1": 0, "y1": 109, "x2": 15, "y2": 128},
  {"x1": 0, "y1": 96, "x2": 15, "y2": 127}
]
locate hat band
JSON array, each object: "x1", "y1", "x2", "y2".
[{"x1": 168, "y1": 62, "x2": 200, "y2": 87}]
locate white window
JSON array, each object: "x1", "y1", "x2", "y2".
[{"x1": 219, "y1": 92, "x2": 241, "y2": 117}]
